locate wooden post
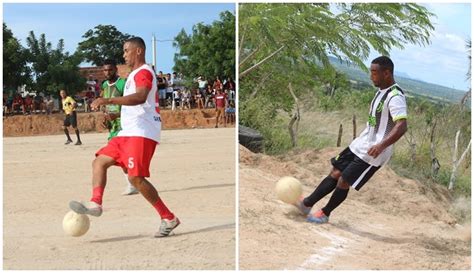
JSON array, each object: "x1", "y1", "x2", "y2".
[
  {"x1": 449, "y1": 130, "x2": 472, "y2": 190},
  {"x1": 352, "y1": 114, "x2": 356, "y2": 140},
  {"x1": 337, "y1": 124, "x2": 343, "y2": 147}
]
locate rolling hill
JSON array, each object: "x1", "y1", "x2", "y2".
[{"x1": 328, "y1": 56, "x2": 469, "y2": 104}]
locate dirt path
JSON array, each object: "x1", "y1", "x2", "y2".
[
  {"x1": 239, "y1": 146, "x2": 470, "y2": 270},
  {"x1": 3, "y1": 128, "x2": 235, "y2": 270}
]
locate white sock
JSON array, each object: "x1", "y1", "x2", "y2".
[{"x1": 124, "y1": 173, "x2": 135, "y2": 189}]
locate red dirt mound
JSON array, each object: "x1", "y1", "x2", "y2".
[
  {"x1": 3, "y1": 109, "x2": 234, "y2": 137},
  {"x1": 239, "y1": 145, "x2": 470, "y2": 270}
]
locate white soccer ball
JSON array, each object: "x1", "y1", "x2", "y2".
[
  {"x1": 275, "y1": 176, "x2": 302, "y2": 204},
  {"x1": 62, "y1": 210, "x2": 90, "y2": 237}
]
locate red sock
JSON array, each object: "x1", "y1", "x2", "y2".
[
  {"x1": 90, "y1": 186, "x2": 105, "y2": 205},
  {"x1": 153, "y1": 198, "x2": 174, "y2": 220}
]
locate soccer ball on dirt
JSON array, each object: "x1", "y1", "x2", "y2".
[
  {"x1": 62, "y1": 210, "x2": 90, "y2": 237},
  {"x1": 275, "y1": 176, "x2": 302, "y2": 204}
]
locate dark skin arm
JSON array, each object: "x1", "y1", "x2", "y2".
[
  {"x1": 91, "y1": 86, "x2": 150, "y2": 110},
  {"x1": 367, "y1": 119, "x2": 407, "y2": 158}
]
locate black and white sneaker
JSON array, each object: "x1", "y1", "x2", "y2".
[
  {"x1": 69, "y1": 200, "x2": 103, "y2": 217},
  {"x1": 155, "y1": 216, "x2": 180, "y2": 237}
]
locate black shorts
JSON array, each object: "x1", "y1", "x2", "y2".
[
  {"x1": 64, "y1": 111, "x2": 77, "y2": 128},
  {"x1": 331, "y1": 147, "x2": 380, "y2": 191}
]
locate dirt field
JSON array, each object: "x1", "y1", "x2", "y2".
[
  {"x1": 239, "y1": 145, "x2": 471, "y2": 270},
  {"x1": 3, "y1": 128, "x2": 235, "y2": 270}
]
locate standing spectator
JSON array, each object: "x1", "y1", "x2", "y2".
[
  {"x1": 214, "y1": 88, "x2": 227, "y2": 128},
  {"x1": 224, "y1": 77, "x2": 235, "y2": 92},
  {"x1": 94, "y1": 79, "x2": 100, "y2": 97},
  {"x1": 226, "y1": 100, "x2": 235, "y2": 125},
  {"x1": 86, "y1": 75, "x2": 97, "y2": 96},
  {"x1": 172, "y1": 71, "x2": 183, "y2": 92},
  {"x1": 60, "y1": 89, "x2": 82, "y2": 145},
  {"x1": 196, "y1": 76, "x2": 207, "y2": 98},
  {"x1": 157, "y1": 71, "x2": 167, "y2": 109},
  {"x1": 224, "y1": 77, "x2": 236, "y2": 104},
  {"x1": 213, "y1": 76, "x2": 223, "y2": 93},
  {"x1": 44, "y1": 95, "x2": 54, "y2": 115},
  {"x1": 165, "y1": 73, "x2": 174, "y2": 104}
]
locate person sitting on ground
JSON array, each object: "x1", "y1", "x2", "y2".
[
  {"x1": 181, "y1": 89, "x2": 191, "y2": 110},
  {"x1": 171, "y1": 88, "x2": 180, "y2": 111},
  {"x1": 12, "y1": 95, "x2": 23, "y2": 115},
  {"x1": 33, "y1": 94, "x2": 45, "y2": 114},
  {"x1": 205, "y1": 85, "x2": 214, "y2": 108},
  {"x1": 23, "y1": 95, "x2": 33, "y2": 115},
  {"x1": 195, "y1": 88, "x2": 204, "y2": 109},
  {"x1": 4, "y1": 94, "x2": 13, "y2": 116}
]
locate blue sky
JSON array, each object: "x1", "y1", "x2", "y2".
[
  {"x1": 366, "y1": 3, "x2": 471, "y2": 91},
  {"x1": 3, "y1": 3, "x2": 235, "y2": 73},
  {"x1": 3, "y1": 2, "x2": 471, "y2": 91}
]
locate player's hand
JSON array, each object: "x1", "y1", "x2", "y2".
[
  {"x1": 367, "y1": 143, "x2": 385, "y2": 158},
  {"x1": 101, "y1": 118, "x2": 109, "y2": 129},
  {"x1": 91, "y1": 98, "x2": 107, "y2": 111},
  {"x1": 107, "y1": 113, "x2": 119, "y2": 121}
]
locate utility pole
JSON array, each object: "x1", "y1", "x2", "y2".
[
  {"x1": 152, "y1": 33, "x2": 157, "y2": 72},
  {"x1": 151, "y1": 35, "x2": 173, "y2": 73}
]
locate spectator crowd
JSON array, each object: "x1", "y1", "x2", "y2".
[{"x1": 3, "y1": 70, "x2": 236, "y2": 126}]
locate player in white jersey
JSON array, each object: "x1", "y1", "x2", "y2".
[
  {"x1": 68, "y1": 37, "x2": 180, "y2": 237},
  {"x1": 294, "y1": 56, "x2": 408, "y2": 224}
]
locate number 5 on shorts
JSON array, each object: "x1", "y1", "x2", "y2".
[{"x1": 128, "y1": 157, "x2": 134, "y2": 168}]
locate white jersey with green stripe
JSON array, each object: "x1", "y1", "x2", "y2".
[{"x1": 349, "y1": 83, "x2": 407, "y2": 167}]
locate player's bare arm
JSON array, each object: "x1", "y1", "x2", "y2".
[
  {"x1": 91, "y1": 86, "x2": 150, "y2": 110},
  {"x1": 367, "y1": 119, "x2": 407, "y2": 158}
]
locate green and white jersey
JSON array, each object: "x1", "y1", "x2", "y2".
[
  {"x1": 349, "y1": 83, "x2": 407, "y2": 167},
  {"x1": 102, "y1": 77, "x2": 126, "y2": 113}
]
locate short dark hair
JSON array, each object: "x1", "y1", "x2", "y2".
[
  {"x1": 125, "y1": 36, "x2": 146, "y2": 50},
  {"x1": 103, "y1": 59, "x2": 117, "y2": 67},
  {"x1": 371, "y1": 56, "x2": 394, "y2": 74}
]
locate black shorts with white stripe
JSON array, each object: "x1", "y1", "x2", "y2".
[{"x1": 330, "y1": 147, "x2": 380, "y2": 191}]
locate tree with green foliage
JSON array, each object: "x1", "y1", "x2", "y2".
[
  {"x1": 76, "y1": 25, "x2": 131, "y2": 66},
  {"x1": 3, "y1": 23, "x2": 31, "y2": 91},
  {"x1": 25, "y1": 31, "x2": 84, "y2": 96},
  {"x1": 239, "y1": 3, "x2": 435, "y2": 153},
  {"x1": 173, "y1": 10, "x2": 235, "y2": 81},
  {"x1": 240, "y1": 3, "x2": 434, "y2": 78}
]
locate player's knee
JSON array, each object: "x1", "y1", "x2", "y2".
[
  {"x1": 92, "y1": 156, "x2": 113, "y2": 170},
  {"x1": 329, "y1": 168, "x2": 342, "y2": 180},
  {"x1": 337, "y1": 178, "x2": 350, "y2": 189},
  {"x1": 128, "y1": 176, "x2": 144, "y2": 188}
]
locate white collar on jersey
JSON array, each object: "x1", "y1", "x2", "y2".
[{"x1": 378, "y1": 83, "x2": 399, "y2": 94}]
